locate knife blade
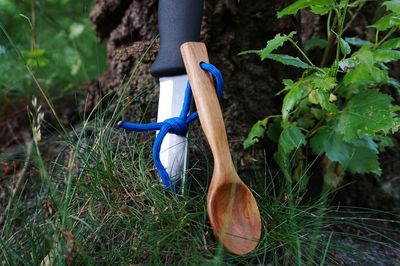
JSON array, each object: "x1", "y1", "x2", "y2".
[{"x1": 150, "y1": 0, "x2": 204, "y2": 192}]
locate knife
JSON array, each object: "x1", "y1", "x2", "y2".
[{"x1": 149, "y1": 0, "x2": 204, "y2": 192}]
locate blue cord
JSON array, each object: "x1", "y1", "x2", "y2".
[{"x1": 118, "y1": 62, "x2": 224, "y2": 191}]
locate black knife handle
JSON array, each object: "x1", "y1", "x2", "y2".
[{"x1": 150, "y1": 0, "x2": 204, "y2": 77}]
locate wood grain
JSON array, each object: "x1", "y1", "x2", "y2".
[
  {"x1": 181, "y1": 42, "x2": 262, "y2": 255},
  {"x1": 180, "y1": 42, "x2": 231, "y2": 170}
]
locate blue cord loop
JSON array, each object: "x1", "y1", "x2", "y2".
[{"x1": 118, "y1": 62, "x2": 224, "y2": 191}]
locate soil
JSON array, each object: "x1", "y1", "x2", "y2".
[{"x1": 328, "y1": 221, "x2": 400, "y2": 265}]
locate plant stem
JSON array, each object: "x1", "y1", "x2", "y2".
[
  {"x1": 333, "y1": 2, "x2": 349, "y2": 75},
  {"x1": 306, "y1": 120, "x2": 326, "y2": 138},
  {"x1": 31, "y1": 0, "x2": 36, "y2": 50},
  {"x1": 327, "y1": 10, "x2": 332, "y2": 39},
  {"x1": 321, "y1": 34, "x2": 336, "y2": 67},
  {"x1": 288, "y1": 38, "x2": 315, "y2": 67},
  {"x1": 343, "y1": 0, "x2": 366, "y2": 33},
  {"x1": 321, "y1": 15, "x2": 338, "y2": 67},
  {"x1": 336, "y1": 4, "x2": 348, "y2": 62},
  {"x1": 375, "y1": 28, "x2": 396, "y2": 48}
]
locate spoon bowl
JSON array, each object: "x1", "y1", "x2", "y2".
[
  {"x1": 208, "y1": 175, "x2": 261, "y2": 254},
  {"x1": 181, "y1": 42, "x2": 262, "y2": 255}
]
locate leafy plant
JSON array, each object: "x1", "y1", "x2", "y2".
[{"x1": 242, "y1": 0, "x2": 400, "y2": 188}]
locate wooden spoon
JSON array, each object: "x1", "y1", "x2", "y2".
[{"x1": 181, "y1": 42, "x2": 262, "y2": 255}]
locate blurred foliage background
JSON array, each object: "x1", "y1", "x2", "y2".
[{"x1": 0, "y1": 0, "x2": 106, "y2": 114}]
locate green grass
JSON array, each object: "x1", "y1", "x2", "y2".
[{"x1": 1, "y1": 63, "x2": 399, "y2": 264}]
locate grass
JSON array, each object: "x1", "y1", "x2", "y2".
[
  {"x1": 0, "y1": 18, "x2": 399, "y2": 265},
  {"x1": 1, "y1": 66, "x2": 399, "y2": 264}
]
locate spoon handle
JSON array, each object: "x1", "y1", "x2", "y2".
[{"x1": 181, "y1": 42, "x2": 232, "y2": 167}]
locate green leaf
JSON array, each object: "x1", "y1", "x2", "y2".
[
  {"x1": 277, "y1": 79, "x2": 294, "y2": 96},
  {"x1": 392, "y1": 117, "x2": 400, "y2": 133},
  {"x1": 354, "y1": 48, "x2": 375, "y2": 67},
  {"x1": 266, "y1": 118, "x2": 282, "y2": 143},
  {"x1": 274, "y1": 125, "x2": 306, "y2": 180},
  {"x1": 304, "y1": 37, "x2": 328, "y2": 51},
  {"x1": 343, "y1": 65, "x2": 366, "y2": 85},
  {"x1": 380, "y1": 37, "x2": 400, "y2": 49},
  {"x1": 22, "y1": 49, "x2": 49, "y2": 68},
  {"x1": 374, "y1": 49, "x2": 400, "y2": 63},
  {"x1": 311, "y1": 76, "x2": 337, "y2": 91},
  {"x1": 26, "y1": 58, "x2": 49, "y2": 68},
  {"x1": 338, "y1": 0, "x2": 348, "y2": 9},
  {"x1": 277, "y1": 0, "x2": 312, "y2": 17},
  {"x1": 279, "y1": 125, "x2": 306, "y2": 156},
  {"x1": 344, "y1": 37, "x2": 372, "y2": 47},
  {"x1": 371, "y1": 14, "x2": 400, "y2": 31},
  {"x1": 283, "y1": 79, "x2": 294, "y2": 86},
  {"x1": 383, "y1": 0, "x2": 400, "y2": 14},
  {"x1": 343, "y1": 64, "x2": 389, "y2": 89},
  {"x1": 238, "y1": 49, "x2": 262, "y2": 56},
  {"x1": 340, "y1": 48, "x2": 390, "y2": 92},
  {"x1": 277, "y1": 0, "x2": 335, "y2": 18},
  {"x1": 297, "y1": 117, "x2": 315, "y2": 129},
  {"x1": 282, "y1": 81, "x2": 309, "y2": 122},
  {"x1": 338, "y1": 90, "x2": 394, "y2": 141},
  {"x1": 273, "y1": 150, "x2": 291, "y2": 181},
  {"x1": 309, "y1": 90, "x2": 337, "y2": 112},
  {"x1": 311, "y1": 108, "x2": 324, "y2": 120},
  {"x1": 310, "y1": 3, "x2": 335, "y2": 15},
  {"x1": 374, "y1": 135, "x2": 394, "y2": 152},
  {"x1": 338, "y1": 58, "x2": 358, "y2": 71},
  {"x1": 267, "y1": 53, "x2": 311, "y2": 69},
  {"x1": 346, "y1": 138, "x2": 381, "y2": 175},
  {"x1": 339, "y1": 38, "x2": 351, "y2": 55},
  {"x1": 310, "y1": 127, "x2": 381, "y2": 175},
  {"x1": 260, "y1": 32, "x2": 296, "y2": 60},
  {"x1": 387, "y1": 77, "x2": 400, "y2": 90},
  {"x1": 243, "y1": 119, "x2": 267, "y2": 149},
  {"x1": 22, "y1": 49, "x2": 46, "y2": 57},
  {"x1": 310, "y1": 127, "x2": 329, "y2": 155}
]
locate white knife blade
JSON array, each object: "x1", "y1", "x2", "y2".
[{"x1": 157, "y1": 75, "x2": 189, "y2": 192}]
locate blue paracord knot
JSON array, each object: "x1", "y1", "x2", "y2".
[
  {"x1": 163, "y1": 117, "x2": 188, "y2": 135},
  {"x1": 118, "y1": 62, "x2": 224, "y2": 192}
]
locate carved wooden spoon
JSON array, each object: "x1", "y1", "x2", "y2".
[{"x1": 181, "y1": 42, "x2": 262, "y2": 255}]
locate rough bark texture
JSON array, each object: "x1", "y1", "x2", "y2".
[{"x1": 88, "y1": 0, "x2": 400, "y2": 209}]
